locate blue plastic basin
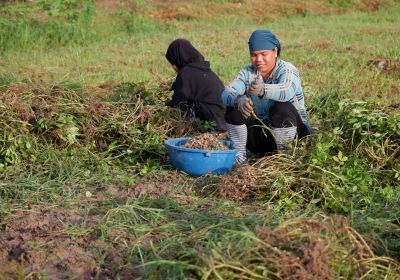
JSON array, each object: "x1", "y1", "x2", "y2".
[{"x1": 165, "y1": 137, "x2": 238, "y2": 176}]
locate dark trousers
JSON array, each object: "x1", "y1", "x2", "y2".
[{"x1": 225, "y1": 102, "x2": 310, "y2": 155}]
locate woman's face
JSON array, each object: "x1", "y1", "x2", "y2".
[{"x1": 250, "y1": 48, "x2": 278, "y2": 78}]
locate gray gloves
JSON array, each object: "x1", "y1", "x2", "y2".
[
  {"x1": 236, "y1": 73, "x2": 264, "y2": 118},
  {"x1": 247, "y1": 72, "x2": 264, "y2": 97},
  {"x1": 237, "y1": 95, "x2": 253, "y2": 118}
]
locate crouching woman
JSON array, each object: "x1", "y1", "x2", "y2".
[
  {"x1": 165, "y1": 39, "x2": 226, "y2": 132},
  {"x1": 221, "y1": 29, "x2": 311, "y2": 163}
]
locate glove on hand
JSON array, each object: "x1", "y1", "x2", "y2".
[
  {"x1": 237, "y1": 96, "x2": 254, "y2": 118},
  {"x1": 247, "y1": 73, "x2": 264, "y2": 97}
]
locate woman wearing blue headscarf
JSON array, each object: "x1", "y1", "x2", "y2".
[{"x1": 221, "y1": 29, "x2": 311, "y2": 163}]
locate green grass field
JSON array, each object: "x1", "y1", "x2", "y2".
[{"x1": 1, "y1": 0, "x2": 399, "y2": 279}]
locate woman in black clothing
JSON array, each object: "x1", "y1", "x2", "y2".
[{"x1": 165, "y1": 39, "x2": 226, "y2": 131}]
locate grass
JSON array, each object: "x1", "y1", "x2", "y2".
[
  {"x1": 1, "y1": 1, "x2": 399, "y2": 97},
  {"x1": 0, "y1": 0, "x2": 399, "y2": 279}
]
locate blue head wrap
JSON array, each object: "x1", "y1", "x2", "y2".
[{"x1": 248, "y1": 29, "x2": 281, "y2": 55}]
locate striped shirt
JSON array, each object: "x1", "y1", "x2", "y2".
[{"x1": 221, "y1": 58, "x2": 310, "y2": 129}]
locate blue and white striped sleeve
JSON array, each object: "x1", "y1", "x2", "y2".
[
  {"x1": 221, "y1": 68, "x2": 248, "y2": 107},
  {"x1": 263, "y1": 64, "x2": 300, "y2": 102}
]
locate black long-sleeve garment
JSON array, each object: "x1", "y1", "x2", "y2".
[{"x1": 166, "y1": 61, "x2": 227, "y2": 131}]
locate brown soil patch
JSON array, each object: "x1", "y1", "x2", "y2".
[
  {"x1": 97, "y1": 80, "x2": 120, "y2": 91},
  {"x1": 147, "y1": 5, "x2": 198, "y2": 21},
  {"x1": 0, "y1": 208, "x2": 99, "y2": 279},
  {"x1": 359, "y1": 0, "x2": 381, "y2": 11},
  {"x1": 85, "y1": 80, "x2": 120, "y2": 99},
  {"x1": 183, "y1": 133, "x2": 229, "y2": 150},
  {"x1": 95, "y1": 0, "x2": 137, "y2": 12},
  {"x1": 143, "y1": 0, "x2": 340, "y2": 23},
  {"x1": 218, "y1": 164, "x2": 260, "y2": 201},
  {"x1": 304, "y1": 39, "x2": 332, "y2": 50},
  {"x1": 100, "y1": 172, "x2": 189, "y2": 200},
  {"x1": 101, "y1": 176, "x2": 199, "y2": 209},
  {"x1": 367, "y1": 59, "x2": 400, "y2": 72},
  {"x1": 250, "y1": 0, "x2": 338, "y2": 21},
  {"x1": 133, "y1": 177, "x2": 174, "y2": 198},
  {"x1": 0, "y1": 206, "x2": 144, "y2": 279}
]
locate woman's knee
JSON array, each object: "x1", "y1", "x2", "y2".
[
  {"x1": 269, "y1": 102, "x2": 298, "y2": 128},
  {"x1": 225, "y1": 107, "x2": 247, "y2": 125}
]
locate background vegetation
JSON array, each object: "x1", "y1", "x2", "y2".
[{"x1": 0, "y1": 0, "x2": 399, "y2": 279}]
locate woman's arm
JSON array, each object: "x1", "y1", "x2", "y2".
[
  {"x1": 166, "y1": 74, "x2": 189, "y2": 107},
  {"x1": 263, "y1": 63, "x2": 300, "y2": 102},
  {"x1": 221, "y1": 67, "x2": 249, "y2": 107}
]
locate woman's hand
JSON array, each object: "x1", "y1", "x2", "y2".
[
  {"x1": 248, "y1": 81, "x2": 264, "y2": 96},
  {"x1": 237, "y1": 96, "x2": 254, "y2": 118},
  {"x1": 247, "y1": 72, "x2": 264, "y2": 97}
]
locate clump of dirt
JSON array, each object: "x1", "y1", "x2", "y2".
[
  {"x1": 0, "y1": 208, "x2": 100, "y2": 279},
  {"x1": 143, "y1": 0, "x2": 342, "y2": 23},
  {"x1": 367, "y1": 59, "x2": 400, "y2": 72},
  {"x1": 183, "y1": 133, "x2": 228, "y2": 150},
  {"x1": 96, "y1": 0, "x2": 137, "y2": 12},
  {"x1": 218, "y1": 165, "x2": 260, "y2": 201},
  {"x1": 359, "y1": 0, "x2": 381, "y2": 11},
  {"x1": 100, "y1": 172, "x2": 190, "y2": 200},
  {"x1": 133, "y1": 176, "x2": 174, "y2": 198},
  {"x1": 147, "y1": 5, "x2": 198, "y2": 21},
  {"x1": 0, "y1": 206, "x2": 146, "y2": 279}
]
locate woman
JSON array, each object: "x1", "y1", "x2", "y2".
[
  {"x1": 165, "y1": 39, "x2": 226, "y2": 131},
  {"x1": 221, "y1": 29, "x2": 311, "y2": 163}
]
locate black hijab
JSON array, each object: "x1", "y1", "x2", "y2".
[{"x1": 165, "y1": 39, "x2": 205, "y2": 70}]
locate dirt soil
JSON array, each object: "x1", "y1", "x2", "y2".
[
  {"x1": 183, "y1": 133, "x2": 229, "y2": 150},
  {"x1": 95, "y1": 0, "x2": 137, "y2": 12},
  {"x1": 103, "y1": 173, "x2": 186, "y2": 199},
  {"x1": 218, "y1": 165, "x2": 259, "y2": 201},
  {"x1": 367, "y1": 59, "x2": 400, "y2": 72},
  {"x1": 0, "y1": 208, "x2": 99, "y2": 279},
  {"x1": 0, "y1": 207, "x2": 142, "y2": 279},
  {"x1": 0, "y1": 170, "x2": 198, "y2": 279}
]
